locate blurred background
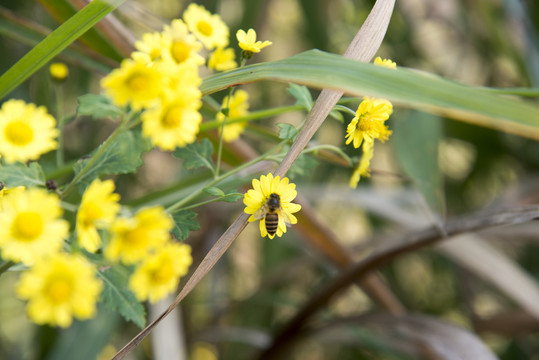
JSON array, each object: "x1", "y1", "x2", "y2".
[{"x1": 1, "y1": 0, "x2": 539, "y2": 359}]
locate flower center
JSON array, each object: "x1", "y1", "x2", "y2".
[
  {"x1": 196, "y1": 21, "x2": 213, "y2": 36},
  {"x1": 124, "y1": 227, "x2": 146, "y2": 246},
  {"x1": 358, "y1": 115, "x2": 376, "y2": 132},
  {"x1": 162, "y1": 106, "x2": 183, "y2": 128},
  {"x1": 171, "y1": 41, "x2": 190, "y2": 64},
  {"x1": 5, "y1": 121, "x2": 34, "y2": 146},
  {"x1": 81, "y1": 202, "x2": 103, "y2": 227},
  {"x1": 127, "y1": 73, "x2": 150, "y2": 92},
  {"x1": 151, "y1": 261, "x2": 174, "y2": 284},
  {"x1": 12, "y1": 211, "x2": 43, "y2": 241},
  {"x1": 46, "y1": 278, "x2": 72, "y2": 303}
]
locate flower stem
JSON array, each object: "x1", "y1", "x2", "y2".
[
  {"x1": 214, "y1": 87, "x2": 235, "y2": 179},
  {"x1": 55, "y1": 83, "x2": 65, "y2": 167}
]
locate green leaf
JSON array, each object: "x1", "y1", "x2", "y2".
[
  {"x1": 172, "y1": 210, "x2": 200, "y2": 241},
  {"x1": 288, "y1": 153, "x2": 318, "y2": 179},
  {"x1": 287, "y1": 83, "x2": 313, "y2": 110},
  {"x1": 0, "y1": 162, "x2": 46, "y2": 187},
  {"x1": 77, "y1": 94, "x2": 122, "y2": 119},
  {"x1": 392, "y1": 111, "x2": 445, "y2": 216},
  {"x1": 221, "y1": 192, "x2": 244, "y2": 203},
  {"x1": 277, "y1": 123, "x2": 298, "y2": 141},
  {"x1": 204, "y1": 186, "x2": 225, "y2": 197},
  {"x1": 0, "y1": 0, "x2": 126, "y2": 100},
  {"x1": 72, "y1": 129, "x2": 152, "y2": 193},
  {"x1": 173, "y1": 138, "x2": 214, "y2": 171},
  {"x1": 201, "y1": 49, "x2": 539, "y2": 140},
  {"x1": 98, "y1": 264, "x2": 146, "y2": 328}
]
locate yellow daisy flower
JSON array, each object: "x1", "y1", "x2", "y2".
[
  {"x1": 129, "y1": 242, "x2": 192, "y2": 303},
  {"x1": 208, "y1": 47, "x2": 237, "y2": 71},
  {"x1": 16, "y1": 253, "x2": 103, "y2": 328},
  {"x1": 76, "y1": 179, "x2": 120, "y2": 253},
  {"x1": 236, "y1": 29, "x2": 272, "y2": 57},
  {"x1": 162, "y1": 19, "x2": 205, "y2": 66},
  {"x1": 183, "y1": 3, "x2": 229, "y2": 50},
  {"x1": 101, "y1": 52, "x2": 167, "y2": 111},
  {"x1": 374, "y1": 56, "x2": 397, "y2": 69},
  {"x1": 134, "y1": 31, "x2": 169, "y2": 61},
  {"x1": 0, "y1": 188, "x2": 69, "y2": 265},
  {"x1": 243, "y1": 173, "x2": 301, "y2": 239},
  {"x1": 216, "y1": 89, "x2": 249, "y2": 142},
  {"x1": 104, "y1": 206, "x2": 174, "y2": 264},
  {"x1": 0, "y1": 184, "x2": 25, "y2": 210},
  {"x1": 49, "y1": 62, "x2": 69, "y2": 82},
  {"x1": 141, "y1": 63, "x2": 202, "y2": 150},
  {"x1": 349, "y1": 139, "x2": 374, "y2": 188},
  {"x1": 345, "y1": 97, "x2": 393, "y2": 149},
  {"x1": 0, "y1": 99, "x2": 59, "y2": 164}
]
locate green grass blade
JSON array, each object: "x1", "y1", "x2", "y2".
[
  {"x1": 202, "y1": 49, "x2": 539, "y2": 140},
  {"x1": 0, "y1": 0, "x2": 125, "y2": 100}
]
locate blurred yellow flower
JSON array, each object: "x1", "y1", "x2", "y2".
[
  {"x1": 105, "y1": 206, "x2": 173, "y2": 264},
  {"x1": 49, "y1": 62, "x2": 69, "y2": 82},
  {"x1": 243, "y1": 173, "x2": 301, "y2": 239},
  {"x1": 0, "y1": 99, "x2": 58, "y2": 164},
  {"x1": 162, "y1": 19, "x2": 205, "y2": 66},
  {"x1": 129, "y1": 242, "x2": 192, "y2": 303},
  {"x1": 134, "y1": 31, "x2": 169, "y2": 61},
  {"x1": 101, "y1": 52, "x2": 167, "y2": 110},
  {"x1": 349, "y1": 139, "x2": 374, "y2": 188},
  {"x1": 183, "y1": 3, "x2": 229, "y2": 50},
  {"x1": 236, "y1": 29, "x2": 272, "y2": 57},
  {"x1": 208, "y1": 47, "x2": 237, "y2": 71},
  {"x1": 216, "y1": 89, "x2": 249, "y2": 142},
  {"x1": 76, "y1": 179, "x2": 120, "y2": 252},
  {"x1": 0, "y1": 188, "x2": 68, "y2": 265},
  {"x1": 345, "y1": 97, "x2": 393, "y2": 149},
  {"x1": 16, "y1": 253, "x2": 102, "y2": 328},
  {"x1": 0, "y1": 184, "x2": 25, "y2": 210},
  {"x1": 373, "y1": 56, "x2": 397, "y2": 69}
]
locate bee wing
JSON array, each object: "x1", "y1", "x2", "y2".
[
  {"x1": 279, "y1": 209, "x2": 294, "y2": 226},
  {"x1": 253, "y1": 205, "x2": 268, "y2": 220}
]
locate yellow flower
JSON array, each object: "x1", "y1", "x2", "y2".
[
  {"x1": 0, "y1": 184, "x2": 25, "y2": 210},
  {"x1": 0, "y1": 99, "x2": 59, "y2": 164},
  {"x1": 162, "y1": 19, "x2": 205, "y2": 66},
  {"x1": 76, "y1": 179, "x2": 120, "y2": 253},
  {"x1": 101, "y1": 52, "x2": 167, "y2": 110},
  {"x1": 374, "y1": 56, "x2": 397, "y2": 69},
  {"x1": 141, "y1": 63, "x2": 202, "y2": 150},
  {"x1": 208, "y1": 47, "x2": 237, "y2": 71},
  {"x1": 243, "y1": 173, "x2": 301, "y2": 239},
  {"x1": 183, "y1": 3, "x2": 229, "y2": 50},
  {"x1": 49, "y1": 62, "x2": 69, "y2": 82},
  {"x1": 105, "y1": 206, "x2": 173, "y2": 264},
  {"x1": 129, "y1": 242, "x2": 192, "y2": 303},
  {"x1": 345, "y1": 97, "x2": 393, "y2": 149},
  {"x1": 236, "y1": 29, "x2": 272, "y2": 57},
  {"x1": 349, "y1": 139, "x2": 374, "y2": 188},
  {"x1": 16, "y1": 253, "x2": 102, "y2": 328},
  {"x1": 134, "y1": 31, "x2": 169, "y2": 61},
  {"x1": 216, "y1": 89, "x2": 249, "y2": 142},
  {"x1": 0, "y1": 188, "x2": 68, "y2": 265}
]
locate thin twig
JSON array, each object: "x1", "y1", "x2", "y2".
[{"x1": 256, "y1": 205, "x2": 539, "y2": 359}]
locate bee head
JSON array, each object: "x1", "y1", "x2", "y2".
[{"x1": 268, "y1": 193, "x2": 280, "y2": 209}]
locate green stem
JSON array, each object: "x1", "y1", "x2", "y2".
[
  {"x1": 61, "y1": 114, "x2": 129, "y2": 197},
  {"x1": 199, "y1": 105, "x2": 303, "y2": 132},
  {"x1": 333, "y1": 104, "x2": 356, "y2": 117},
  {"x1": 215, "y1": 87, "x2": 235, "y2": 178},
  {"x1": 301, "y1": 144, "x2": 353, "y2": 165},
  {"x1": 166, "y1": 139, "x2": 288, "y2": 213},
  {"x1": 55, "y1": 83, "x2": 65, "y2": 167}
]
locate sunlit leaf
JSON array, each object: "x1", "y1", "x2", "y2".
[
  {"x1": 173, "y1": 138, "x2": 214, "y2": 171},
  {"x1": 0, "y1": 162, "x2": 46, "y2": 188},
  {"x1": 172, "y1": 210, "x2": 200, "y2": 241}
]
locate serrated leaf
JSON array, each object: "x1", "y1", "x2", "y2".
[
  {"x1": 72, "y1": 129, "x2": 152, "y2": 193},
  {"x1": 98, "y1": 264, "x2": 146, "y2": 328},
  {"x1": 277, "y1": 123, "x2": 298, "y2": 141},
  {"x1": 287, "y1": 83, "x2": 313, "y2": 110},
  {"x1": 204, "y1": 186, "x2": 225, "y2": 197},
  {"x1": 221, "y1": 192, "x2": 244, "y2": 203},
  {"x1": 77, "y1": 94, "x2": 122, "y2": 119},
  {"x1": 173, "y1": 138, "x2": 214, "y2": 171},
  {"x1": 172, "y1": 210, "x2": 200, "y2": 241},
  {"x1": 0, "y1": 162, "x2": 46, "y2": 187}
]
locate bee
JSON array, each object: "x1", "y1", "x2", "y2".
[{"x1": 254, "y1": 193, "x2": 292, "y2": 236}]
